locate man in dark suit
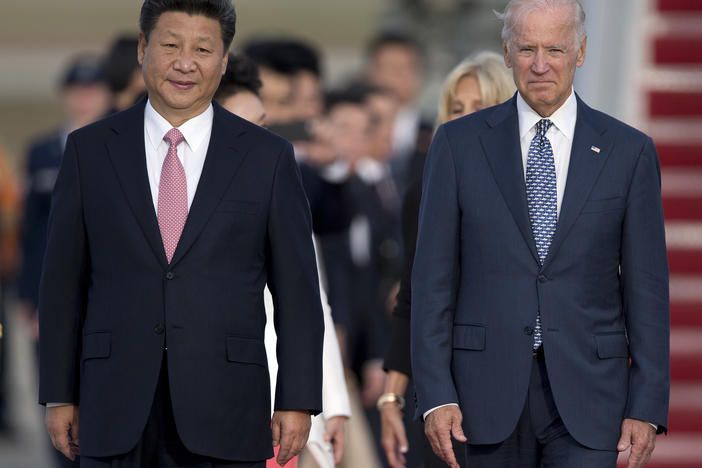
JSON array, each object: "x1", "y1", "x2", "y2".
[
  {"x1": 411, "y1": 1, "x2": 669, "y2": 467},
  {"x1": 38, "y1": 1, "x2": 324, "y2": 467}
]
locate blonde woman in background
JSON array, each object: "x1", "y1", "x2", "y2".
[
  {"x1": 378, "y1": 51, "x2": 515, "y2": 468},
  {"x1": 436, "y1": 51, "x2": 516, "y2": 127}
]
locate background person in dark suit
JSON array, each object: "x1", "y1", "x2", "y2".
[
  {"x1": 17, "y1": 55, "x2": 110, "y2": 341},
  {"x1": 16, "y1": 55, "x2": 109, "y2": 468},
  {"x1": 214, "y1": 53, "x2": 351, "y2": 468},
  {"x1": 412, "y1": 1, "x2": 669, "y2": 467},
  {"x1": 38, "y1": 1, "x2": 323, "y2": 467}
]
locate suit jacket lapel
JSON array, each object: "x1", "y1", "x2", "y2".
[
  {"x1": 543, "y1": 96, "x2": 612, "y2": 270},
  {"x1": 169, "y1": 102, "x2": 248, "y2": 266},
  {"x1": 106, "y1": 98, "x2": 169, "y2": 267},
  {"x1": 480, "y1": 97, "x2": 540, "y2": 265}
]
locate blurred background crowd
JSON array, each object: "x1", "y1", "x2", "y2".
[{"x1": 0, "y1": 0, "x2": 700, "y2": 467}]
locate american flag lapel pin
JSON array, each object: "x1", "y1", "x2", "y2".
[{"x1": 590, "y1": 145, "x2": 601, "y2": 154}]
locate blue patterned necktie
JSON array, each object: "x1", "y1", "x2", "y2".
[{"x1": 526, "y1": 119, "x2": 556, "y2": 350}]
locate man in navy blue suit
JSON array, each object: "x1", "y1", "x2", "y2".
[
  {"x1": 411, "y1": 1, "x2": 669, "y2": 467},
  {"x1": 38, "y1": 1, "x2": 323, "y2": 467}
]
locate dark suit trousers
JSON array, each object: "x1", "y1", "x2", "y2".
[
  {"x1": 81, "y1": 354, "x2": 265, "y2": 468},
  {"x1": 465, "y1": 350, "x2": 618, "y2": 468}
]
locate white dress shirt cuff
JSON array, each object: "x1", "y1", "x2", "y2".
[
  {"x1": 423, "y1": 403, "x2": 459, "y2": 420},
  {"x1": 46, "y1": 403, "x2": 72, "y2": 407}
]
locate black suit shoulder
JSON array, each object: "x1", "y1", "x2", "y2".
[{"x1": 214, "y1": 103, "x2": 291, "y2": 155}]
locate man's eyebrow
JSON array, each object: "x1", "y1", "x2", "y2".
[{"x1": 162, "y1": 30, "x2": 182, "y2": 39}]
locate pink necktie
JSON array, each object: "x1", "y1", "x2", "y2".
[{"x1": 158, "y1": 128, "x2": 188, "y2": 263}]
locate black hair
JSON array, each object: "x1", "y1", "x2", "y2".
[
  {"x1": 60, "y1": 54, "x2": 106, "y2": 88},
  {"x1": 366, "y1": 30, "x2": 423, "y2": 59},
  {"x1": 243, "y1": 38, "x2": 321, "y2": 77},
  {"x1": 214, "y1": 53, "x2": 262, "y2": 101},
  {"x1": 323, "y1": 85, "x2": 369, "y2": 114},
  {"x1": 139, "y1": 0, "x2": 236, "y2": 51},
  {"x1": 104, "y1": 36, "x2": 140, "y2": 93}
]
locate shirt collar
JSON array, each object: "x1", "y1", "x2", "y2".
[
  {"x1": 517, "y1": 88, "x2": 577, "y2": 141},
  {"x1": 355, "y1": 157, "x2": 388, "y2": 184},
  {"x1": 144, "y1": 99, "x2": 214, "y2": 152}
]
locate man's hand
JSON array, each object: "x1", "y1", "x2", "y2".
[
  {"x1": 424, "y1": 405, "x2": 467, "y2": 468},
  {"x1": 618, "y1": 418, "x2": 656, "y2": 468},
  {"x1": 46, "y1": 404, "x2": 80, "y2": 460},
  {"x1": 324, "y1": 415, "x2": 347, "y2": 464},
  {"x1": 380, "y1": 403, "x2": 408, "y2": 468},
  {"x1": 271, "y1": 410, "x2": 311, "y2": 466}
]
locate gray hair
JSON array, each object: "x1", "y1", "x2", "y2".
[{"x1": 495, "y1": 0, "x2": 586, "y2": 50}]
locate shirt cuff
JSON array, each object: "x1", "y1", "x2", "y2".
[
  {"x1": 46, "y1": 403, "x2": 72, "y2": 407},
  {"x1": 423, "y1": 403, "x2": 459, "y2": 421},
  {"x1": 649, "y1": 422, "x2": 658, "y2": 431}
]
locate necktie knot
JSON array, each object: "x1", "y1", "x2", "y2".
[
  {"x1": 164, "y1": 128, "x2": 185, "y2": 148},
  {"x1": 535, "y1": 119, "x2": 553, "y2": 139}
]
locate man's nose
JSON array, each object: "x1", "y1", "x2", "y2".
[
  {"x1": 531, "y1": 51, "x2": 550, "y2": 74},
  {"x1": 174, "y1": 51, "x2": 196, "y2": 72}
]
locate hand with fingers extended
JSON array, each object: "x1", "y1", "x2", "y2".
[
  {"x1": 380, "y1": 402, "x2": 408, "y2": 468},
  {"x1": 46, "y1": 404, "x2": 80, "y2": 461},
  {"x1": 618, "y1": 418, "x2": 657, "y2": 468},
  {"x1": 271, "y1": 410, "x2": 311, "y2": 466},
  {"x1": 424, "y1": 405, "x2": 467, "y2": 468}
]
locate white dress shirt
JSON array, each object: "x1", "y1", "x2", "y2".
[{"x1": 144, "y1": 100, "x2": 213, "y2": 212}]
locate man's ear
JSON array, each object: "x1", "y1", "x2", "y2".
[
  {"x1": 220, "y1": 51, "x2": 229, "y2": 76},
  {"x1": 137, "y1": 32, "x2": 147, "y2": 66},
  {"x1": 576, "y1": 35, "x2": 587, "y2": 68}
]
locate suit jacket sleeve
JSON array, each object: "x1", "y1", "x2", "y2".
[
  {"x1": 267, "y1": 142, "x2": 324, "y2": 415},
  {"x1": 621, "y1": 137, "x2": 670, "y2": 432},
  {"x1": 411, "y1": 126, "x2": 460, "y2": 416},
  {"x1": 37, "y1": 134, "x2": 89, "y2": 405}
]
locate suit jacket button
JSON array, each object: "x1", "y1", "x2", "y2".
[
  {"x1": 154, "y1": 323, "x2": 165, "y2": 334},
  {"x1": 524, "y1": 326, "x2": 533, "y2": 335},
  {"x1": 165, "y1": 271, "x2": 174, "y2": 280},
  {"x1": 538, "y1": 274, "x2": 547, "y2": 283}
]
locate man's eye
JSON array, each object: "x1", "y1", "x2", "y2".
[
  {"x1": 198, "y1": 48, "x2": 212, "y2": 54},
  {"x1": 163, "y1": 43, "x2": 176, "y2": 48}
]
